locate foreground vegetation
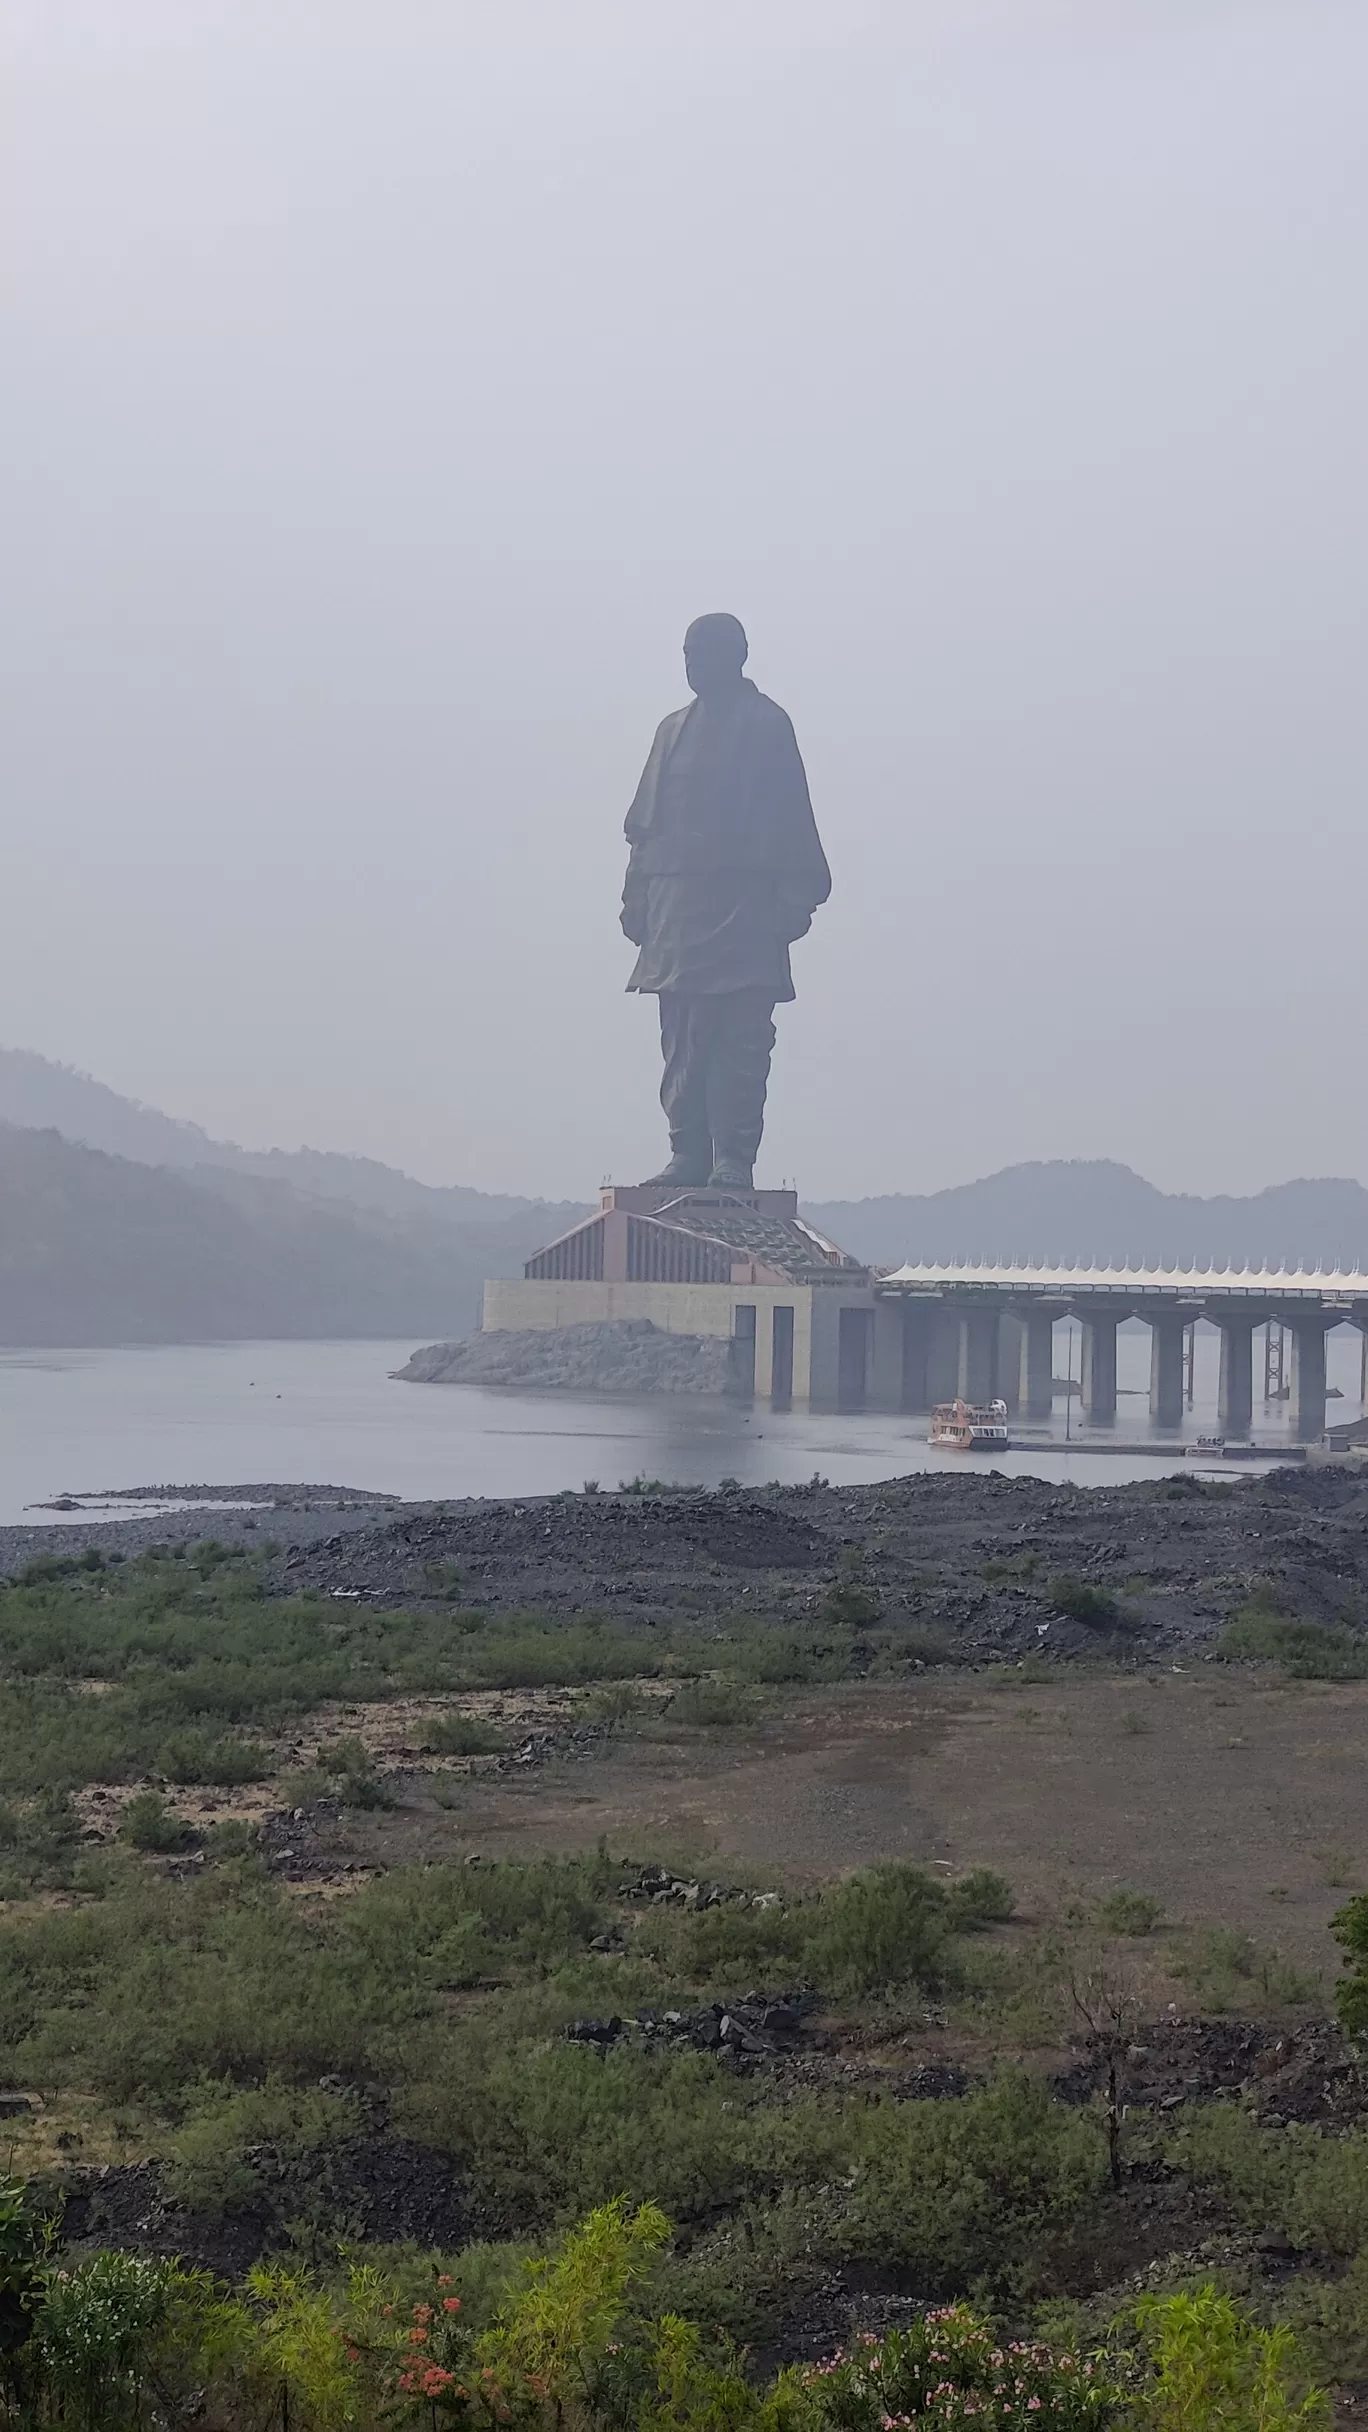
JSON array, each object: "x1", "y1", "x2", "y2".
[
  {"x1": 0, "y1": 2187, "x2": 1332, "y2": 2432},
  {"x1": 3, "y1": 1544, "x2": 1368, "y2": 2425}
]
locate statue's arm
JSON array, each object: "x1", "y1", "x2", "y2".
[
  {"x1": 769, "y1": 711, "x2": 831, "y2": 937},
  {"x1": 622, "y1": 719, "x2": 671, "y2": 943}
]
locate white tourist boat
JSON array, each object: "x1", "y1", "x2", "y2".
[{"x1": 930, "y1": 1397, "x2": 1010, "y2": 1450}]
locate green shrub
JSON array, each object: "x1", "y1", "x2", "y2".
[
  {"x1": 1125, "y1": 2284, "x2": 1329, "y2": 2432},
  {"x1": 31, "y1": 2249, "x2": 208, "y2": 2432},
  {"x1": 158, "y1": 1731, "x2": 272, "y2": 1785},
  {"x1": 819, "y1": 1580, "x2": 882, "y2": 1626},
  {"x1": 1334, "y1": 1891, "x2": 1368, "y2": 2037},
  {"x1": 119, "y1": 1791, "x2": 192, "y2": 1852},
  {"x1": 846, "y1": 2072, "x2": 1105, "y2": 2290},
  {"x1": 944, "y1": 1868, "x2": 1016, "y2": 1931},
  {"x1": 1219, "y1": 1611, "x2": 1368, "y2": 1679},
  {"x1": 1047, "y1": 1575, "x2": 1119, "y2": 1629},
  {"x1": 1098, "y1": 1888, "x2": 1163, "y2": 1937},
  {"x1": 807, "y1": 1864, "x2": 953, "y2": 1997},
  {"x1": 166, "y1": 2077, "x2": 361, "y2": 2216},
  {"x1": 795, "y1": 2299, "x2": 1115, "y2": 2430},
  {"x1": 667, "y1": 1679, "x2": 758, "y2": 1729},
  {"x1": 201, "y1": 1818, "x2": 258, "y2": 1861},
  {"x1": 420, "y1": 1712, "x2": 509, "y2": 1755},
  {"x1": 318, "y1": 1735, "x2": 396, "y2": 1808}
]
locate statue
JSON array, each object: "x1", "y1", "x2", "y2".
[{"x1": 621, "y1": 614, "x2": 831, "y2": 1188}]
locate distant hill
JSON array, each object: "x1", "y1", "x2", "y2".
[
  {"x1": 6, "y1": 1050, "x2": 1368, "y2": 1344},
  {"x1": 0, "y1": 1126, "x2": 585, "y2": 1347},
  {"x1": 803, "y1": 1160, "x2": 1368, "y2": 1272},
  {"x1": 0, "y1": 1048, "x2": 563, "y2": 1226}
]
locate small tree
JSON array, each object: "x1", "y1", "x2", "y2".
[{"x1": 1068, "y1": 1964, "x2": 1141, "y2": 2192}]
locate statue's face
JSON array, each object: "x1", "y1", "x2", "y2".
[{"x1": 684, "y1": 620, "x2": 747, "y2": 697}]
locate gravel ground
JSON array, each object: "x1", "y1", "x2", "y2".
[
  {"x1": 255, "y1": 1462, "x2": 1368, "y2": 1661},
  {"x1": 0, "y1": 1483, "x2": 397, "y2": 1579},
  {"x1": 5, "y1": 1464, "x2": 1367, "y2": 1668}
]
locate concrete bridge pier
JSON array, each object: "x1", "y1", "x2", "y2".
[
  {"x1": 959, "y1": 1306, "x2": 1000, "y2": 1403},
  {"x1": 926, "y1": 1304, "x2": 962, "y2": 1406},
  {"x1": 1020, "y1": 1309, "x2": 1057, "y2": 1418},
  {"x1": 1216, "y1": 1315, "x2": 1256, "y2": 1437},
  {"x1": 1288, "y1": 1318, "x2": 1329, "y2": 1441},
  {"x1": 1080, "y1": 1311, "x2": 1119, "y2": 1423},
  {"x1": 868, "y1": 1296, "x2": 906, "y2": 1413},
  {"x1": 899, "y1": 1301, "x2": 935, "y2": 1411},
  {"x1": 1148, "y1": 1312, "x2": 1187, "y2": 1428},
  {"x1": 998, "y1": 1311, "x2": 1024, "y2": 1415}
]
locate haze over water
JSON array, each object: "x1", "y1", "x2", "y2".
[{"x1": 3, "y1": 1328, "x2": 1364, "y2": 1529}]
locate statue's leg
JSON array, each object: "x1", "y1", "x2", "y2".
[
  {"x1": 705, "y1": 990, "x2": 776, "y2": 1188},
  {"x1": 645, "y1": 993, "x2": 712, "y2": 1186}
]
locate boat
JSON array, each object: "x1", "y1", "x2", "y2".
[
  {"x1": 1186, "y1": 1434, "x2": 1225, "y2": 1458},
  {"x1": 930, "y1": 1397, "x2": 1010, "y2": 1450}
]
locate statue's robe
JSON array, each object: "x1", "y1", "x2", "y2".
[{"x1": 621, "y1": 680, "x2": 830, "y2": 1001}]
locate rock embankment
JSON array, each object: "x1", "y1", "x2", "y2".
[{"x1": 396, "y1": 1318, "x2": 736, "y2": 1395}]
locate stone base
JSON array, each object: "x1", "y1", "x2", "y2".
[{"x1": 606, "y1": 1182, "x2": 799, "y2": 1219}]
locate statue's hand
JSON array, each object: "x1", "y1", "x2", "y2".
[
  {"x1": 621, "y1": 899, "x2": 647, "y2": 946},
  {"x1": 778, "y1": 902, "x2": 814, "y2": 943}
]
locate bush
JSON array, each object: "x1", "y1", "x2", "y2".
[
  {"x1": 807, "y1": 1864, "x2": 954, "y2": 1998},
  {"x1": 1047, "y1": 1575, "x2": 1119, "y2": 1629},
  {"x1": 119, "y1": 1791, "x2": 192, "y2": 1852},
  {"x1": 1126, "y1": 2285, "x2": 1329, "y2": 2432},
  {"x1": 846, "y1": 2073, "x2": 1106, "y2": 2290},
  {"x1": 797, "y1": 2301, "x2": 1115, "y2": 2431},
  {"x1": 944, "y1": 1868, "x2": 1016, "y2": 1931},
  {"x1": 158, "y1": 1731, "x2": 272, "y2": 1785},
  {"x1": 420, "y1": 1713, "x2": 509, "y2": 1756},
  {"x1": 1219, "y1": 1611, "x2": 1368, "y2": 1679},
  {"x1": 667, "y1": 1679, "x2": 758, "y2": 1729},
  {"x1": 1098, "y1": 1888, "x2": 1163, "y2": 1937},
  {"x1": 318, "y1": 1735, "x2": 396, "y2": 1808},
  {"x1": 1334, "y1": 1891, "x2": 1368, "y2": 2038},
  {"x1": 31, "y1": 2250, "x2": 207, "y2": 2432}
]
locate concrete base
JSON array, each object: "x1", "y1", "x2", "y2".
[
  {"x1": 1021, "y1": 1310, "x2": 1056, "y2": 1419},
  {"x1": 1081, "y1": 1314, "x2": 1119, "y2": 1423},
  {"x1": 1217, "y1": 1318, "x2": 1254, "y2": 1437},
  {"x1": 1289, "y1": 1320, "x2": 1328, "y2": 1442},
  {"x1": 958, "y1": 1307, "x2": 1000, "y2": 1403},
  {"x1": 1149, "y1": 1312, "x2": 1186, "y2": 1429}
]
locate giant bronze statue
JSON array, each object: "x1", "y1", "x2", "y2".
[{"x1": 621, "y1": 614, "x2": 830, "y2": 1189}]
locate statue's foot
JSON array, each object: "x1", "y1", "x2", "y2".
[
  {"x1": 643, "y1": 1152, "x2": 711, "y2": 1187},
  {"x1": 708, "y1": 1156, "x2": 755, "y2": 1189}
]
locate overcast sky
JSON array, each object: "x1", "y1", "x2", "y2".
[{"x1": 6, "y1": 1, "x2": 1367, "y2": 1199}]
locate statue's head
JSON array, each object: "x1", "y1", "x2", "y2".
[{"x1": 684, "y1": 613, "x2": 748, "y2": 698}]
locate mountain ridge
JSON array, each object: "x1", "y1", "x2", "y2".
[{"x1": 6, "y1": 1049, "x2": 1368, "y2": 1343}]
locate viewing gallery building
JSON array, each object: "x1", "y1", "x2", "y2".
[
  {"x1": 483, "y1": 1184, "x2": 877, "y2": 1405},
  {"x1": 485, "y1": 1186, "x2": 1368, "y2": 1437}
]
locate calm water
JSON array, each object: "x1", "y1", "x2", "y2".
[{"x1": 2, "y1": 1326, "x2": 1363, "y2": 1526}]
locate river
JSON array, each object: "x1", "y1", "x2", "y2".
[{"x1": 2, "y1": 1324, "x2": 1362, "y2": 1526}]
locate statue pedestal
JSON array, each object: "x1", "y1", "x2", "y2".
[{"x1": 602, "y1": 1183, "x2": 799, "y2": 1219}]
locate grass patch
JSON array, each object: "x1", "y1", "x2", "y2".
[
  {"x1": 1218, "y1": 1609, "x2": 1368, "y2": 1679},
  {"x1": 1174, "y1": 1925, "x2": 1319, "y2": 2011}
]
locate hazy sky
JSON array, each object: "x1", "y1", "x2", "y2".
[{"x1": 6, "y1": 1, "x2": 1367, "y2": 1199}]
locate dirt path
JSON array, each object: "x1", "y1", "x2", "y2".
[{"x1": 351, "y1": 1672, "x2": 1368, "y2": 1969}]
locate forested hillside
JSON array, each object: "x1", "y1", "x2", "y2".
[{"x1": 0, "y1": 1126, "x2": 581, "y2": 1345}]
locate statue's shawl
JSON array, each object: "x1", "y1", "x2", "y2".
[{"x1": 624, "y1": 680, "x2": 831, "y2": 896}]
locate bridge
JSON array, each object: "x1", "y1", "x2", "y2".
[{"x1": 871, "y1": 1259, "x2": 1368, "y2": 1439}]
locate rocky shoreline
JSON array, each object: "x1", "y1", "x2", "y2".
[{"x1": 6, "y1": 1462, "x2": 1366, "y2": 1669}]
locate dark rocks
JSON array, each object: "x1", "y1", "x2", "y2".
[
  {"x1": 1053, "y1": 2017, "x2": 1368, "y2": 2125},
  {"x1": 562, "y1": 1992, "x2": 815, "y2": 2061}
]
